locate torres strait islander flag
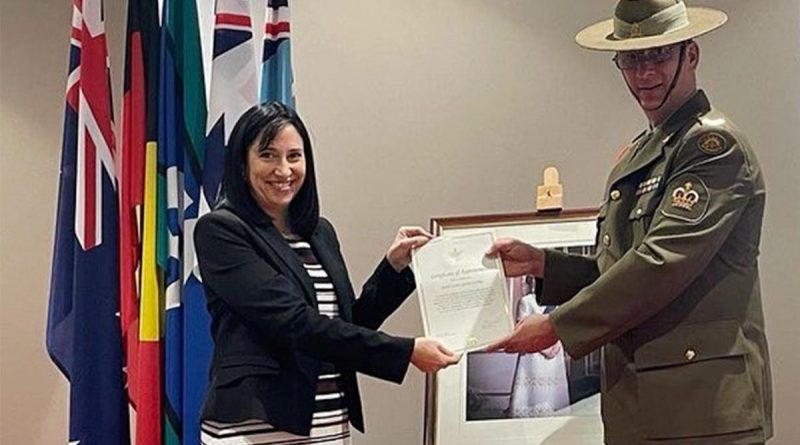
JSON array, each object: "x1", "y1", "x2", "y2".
[{"x1": 46, "y1": 0, "x2": 130, "y2": 444}]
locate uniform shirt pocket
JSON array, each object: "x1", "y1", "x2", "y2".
[
  {"x1": 628, "y1": 192, "x2": 663, "y2": 246},
  {"x1": 594, "y1": 203, "x2": 612, "y2": 270},
  {"x1": 633, "y1": 319, "x2": 763, "y2": 439},
  {"x1": 627, "y1": 192, "x2": 662, "y2": 222}
]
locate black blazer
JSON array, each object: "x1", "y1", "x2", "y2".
[{"x1": 194, "y1": 201, "x2": 416, "y2": 435}]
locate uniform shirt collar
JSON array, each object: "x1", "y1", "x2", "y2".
[{"x1": 655, "y1": 90, "x2": 712, "y2": 144}]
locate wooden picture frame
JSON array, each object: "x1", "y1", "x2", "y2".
[{"x1": 424, "y1": 209, "x2": 604, "y2": 445}]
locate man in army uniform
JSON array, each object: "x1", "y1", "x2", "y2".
[{"x1": 486, "y1": 1, "x2": 773, "y2": 443}]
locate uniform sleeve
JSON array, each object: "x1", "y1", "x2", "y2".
[
  {"x1": 535, "y1": 249, "x2": 600, "y2": 306},
  {"x1": 195, "y1": 214, "x2": 413, "y2": 383},
  {"x1": 550, "y1": 133, "x2": 756, "y2": 358}
]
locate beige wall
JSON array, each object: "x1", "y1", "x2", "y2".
[{"x1": 1, "y1": 1, "x2": 798, "y2": 444}]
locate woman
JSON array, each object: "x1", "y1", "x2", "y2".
[{"x1": 194, "y1": 102, "x2": 458, "y2": 445}]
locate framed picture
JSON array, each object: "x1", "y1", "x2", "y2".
[{"x1": 424, "y1": 209, "x2": 604, "y2": 445}]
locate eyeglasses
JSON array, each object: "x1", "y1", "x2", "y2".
[{"x1": 613, "y1": 44, "x2": 683, "y2": 70}]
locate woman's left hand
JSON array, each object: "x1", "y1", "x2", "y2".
[{"x1": 386, "y1": 226, "x2": 433, "y2": 272}]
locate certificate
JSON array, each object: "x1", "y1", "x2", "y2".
[{"x1": 412, "y1": 232, "x2": 513, "y2": 353}]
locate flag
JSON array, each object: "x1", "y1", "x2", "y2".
[
  {"x1": 46, "y1": 0, "x2": 130, "y2": 444},
  {"x1": 177, "y1": 2, "x2": 261, "y2": 444},
  {"x1": 262, "y1": 0, "x2": 294, "y2": 106},
  {"x1": 159, "y1": 0, "x2": 208, "y2": 443},
  {"x1": 205, "y1": 0, "x2": 259, "y2": 209},
  {"x1": 119, "y1": 0, "x2": 161, "y2": 443},
  {"x1": 158, "y1": 0, "x2": 182, "y2": 442}
]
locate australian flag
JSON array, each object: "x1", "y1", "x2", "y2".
[{"x1": 46, "y1": 1, "x2": 130, "y2": 444}]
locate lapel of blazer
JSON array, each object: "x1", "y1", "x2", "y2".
[
  {"x1": 252, "y1": 223, "x2": 317, "y2": 306},
  {"x1": 310, "y1": 226, "x2": 354, "y2": 322}
]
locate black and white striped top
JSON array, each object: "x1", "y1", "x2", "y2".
[{"x1": 201, "y1": 237, "x2": 350, "y2": 445}]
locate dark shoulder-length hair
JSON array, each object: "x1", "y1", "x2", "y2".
[{"x1": 220, "y1": 101, "x2": 319, "y2": 238}]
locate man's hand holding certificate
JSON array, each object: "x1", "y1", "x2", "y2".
[{"x1": 412, "y1": 232, "x2": 514, "y2": 353}]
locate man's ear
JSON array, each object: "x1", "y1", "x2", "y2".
[{"x1": 686, "y1": 41, "x2": 700, "y2": 69}]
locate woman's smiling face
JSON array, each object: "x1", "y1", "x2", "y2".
[{"x1": 246, "y1": 124, "x2": 306, "y2": 222}]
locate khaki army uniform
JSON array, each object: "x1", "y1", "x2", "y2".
[{"x1": 539, "y1": 91, "x2": 773, "y2": 444}]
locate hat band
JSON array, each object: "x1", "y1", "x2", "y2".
[{"x1": 613, "y1": 1, "x2": 690, "y2": 40}]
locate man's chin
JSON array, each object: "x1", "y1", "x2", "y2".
[{"x1": 638, "y1": 98, "x2": 664, "y2": 111}]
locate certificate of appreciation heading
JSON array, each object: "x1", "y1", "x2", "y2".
[{"x1": 412, "y1": 232, "x2": 513, "y2": 353}]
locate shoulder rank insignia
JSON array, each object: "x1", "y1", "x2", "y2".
[
  {"x1": 697, "y1": 132, "x2": 727, "y2": 155},
  {"x1": 660, "y1": 174, "x2": 709, "y2": 223}
]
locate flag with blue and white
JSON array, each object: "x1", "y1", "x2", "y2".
[
  {"x1": 180, "y1": 1, "x2": 260, "y2": 444},
  {"x1": 46, "y1": 0, "x2": 130, "y2": 444},
  {"x1": 262, "y1": 0, "x2": 294, "y2": 106},
  {"x1": 158, "y1": 0, "x2": 207, "y2": 444}
]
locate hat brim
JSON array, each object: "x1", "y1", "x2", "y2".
[{"x1": 575, "y1": 7, "x2": 727, "y2": 51}]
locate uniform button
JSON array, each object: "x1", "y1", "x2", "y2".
[
  {"x1": 602, "y1": 234, "x2": 611, "y2": 246},
  {"x1": 636, "y1": 208, "x2": 643, "y2": 217},
  {"x1": 610, "y1": 190, "x2": 621, "y2": 201},
  {"x1": 685, "y1": 349, "x2": 697, "y2": 361}
]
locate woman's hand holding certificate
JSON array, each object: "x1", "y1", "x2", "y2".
[{"x1": 411, "y1": 232, "x2": 514, "y2": 353}]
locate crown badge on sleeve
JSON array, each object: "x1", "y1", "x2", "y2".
[{"x1": 671, "y1": 182, "x2": 700, "y2": 211}]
